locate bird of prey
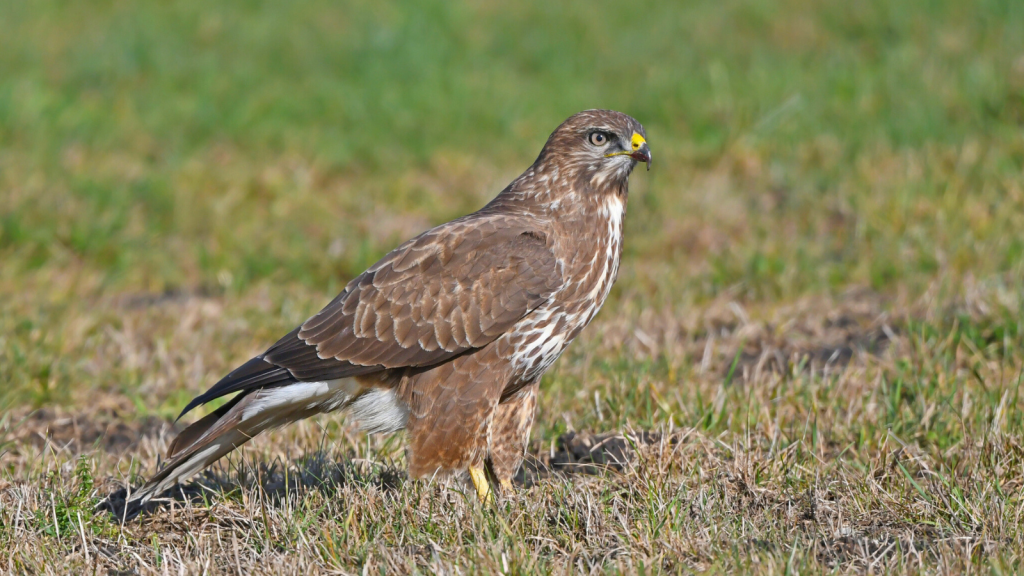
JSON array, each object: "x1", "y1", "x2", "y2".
[{"x1": 128, "y1": 109, "x2": 651, "y2": 511}]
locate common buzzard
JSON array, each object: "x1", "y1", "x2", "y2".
[{"x1": 128, "y1": 109, "x2": 651, "y2": 511}]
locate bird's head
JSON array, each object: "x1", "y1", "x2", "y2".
[{"x1": 535, "y1": 109, "x2": 651, "y2": 189}]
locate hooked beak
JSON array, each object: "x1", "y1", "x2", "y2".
[
  {"x1": 630, "y1": 141, "x2": 652, "y2": 171},
  {"x1": 606, "y1": 132, "x2": 652, "y2": 171}
]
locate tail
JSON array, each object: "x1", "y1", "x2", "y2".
[{"x1": 124, "y1": 379, "x2": 363, "y2": 517}]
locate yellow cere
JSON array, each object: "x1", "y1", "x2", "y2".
[
  {"x1": 631, "y1": 132, "x2": 646, "y2": 150},
  {"x1": 606, "y1": 132, "x2": 647, "y2": 158}
]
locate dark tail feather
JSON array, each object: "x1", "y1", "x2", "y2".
[
  {"x1": 167, "y1": 393, "x2": 245, "y2": 458},
  {"x1": 123, "y1": 380, "x2": 354, "y2": 518},
  {"x1": 176, "y1": 357, "x2": 292, "y2": 420},
  {"x1": 125, "y1": 395, "x2": 261, "y2": 515},
  {"x1": 177, "y1": 328, "x2": 383, "y2": 421}
]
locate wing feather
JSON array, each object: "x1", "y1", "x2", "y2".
[{"x1": 178, "y1": 215, "x2": 562, "y2": 418}]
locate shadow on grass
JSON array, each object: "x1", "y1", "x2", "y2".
[
  {"x1": 100, "y1": 429, "x2": 663, "y2": 521},
  {"x1": 99, "y1": 449, "x2": 407, "y2": 521}
]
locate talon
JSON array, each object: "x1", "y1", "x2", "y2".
[
  {"x1": 469, "y1": 466, "x2": 493, "y2": 504},
  {"x1": 499, "y1": 479, "x2": 514, "y2": 493}
]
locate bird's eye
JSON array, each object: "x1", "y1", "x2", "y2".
[{"x1": 588, "y1": 131, "x2": 610, "y2": 146}]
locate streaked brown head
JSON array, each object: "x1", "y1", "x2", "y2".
[{"x1": 537, "y1": 109, "x2": 651, "y2": 179}]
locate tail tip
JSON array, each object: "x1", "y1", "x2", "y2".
[{"x1": 98, "y1": 481, "x2": 204, "y2": 522}]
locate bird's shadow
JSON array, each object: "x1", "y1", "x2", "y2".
[
  {"x1": 99, "y1": 450, "x2": 405, "y2": 522},
  {"x1": 100, "y1": 429, "x2": 660, "y2": 521}
]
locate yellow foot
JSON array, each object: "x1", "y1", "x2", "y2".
[
  {"x1": 499, "y1": 479, "x2": 514, "y2": 494},
  {"x1": 468, "y1": 466, "x2": 494, "y2": 505}
]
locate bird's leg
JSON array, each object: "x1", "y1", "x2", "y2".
[
  {"x1": 487, "y1": 382, "x2": 538, "y2": 498},
  {"x1": 468, "y1": 466, "x2": 494, "y2": 504}
]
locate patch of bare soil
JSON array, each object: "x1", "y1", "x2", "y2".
[
  {"x1": 518, "y1": 430, "x2": 663, "y2": 486},
  {"x1": 732, "y1": 324, "x2": 893, "y2": 377},
  {"x1": 113, "y1": 287, "x2": 215, "y2": 309},
  {"x1": 722, "y1": 289, "x2": 899, "y2": 377},
  {"x1": 13, "y1": 406, "x2": 180, "y2": 455}
]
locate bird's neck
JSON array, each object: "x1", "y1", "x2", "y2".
[{"x1": 490, "y1": 163, "x2": 630, "y2": 222}]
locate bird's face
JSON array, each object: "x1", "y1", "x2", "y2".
[
  {"x1": 587, "y1": 124, "x2": 652, "y2": 172},
  {"x1": 537, "y1": 110, "x2": 651, "y2": 188}
]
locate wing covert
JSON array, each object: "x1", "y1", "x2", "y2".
[{"x1": 268, "y1": 216, "x2": 562, "y2": 376}]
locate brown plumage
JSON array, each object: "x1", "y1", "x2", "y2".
[{"x1": 127, "y1": 109, "x2": 651, "y2": 512}]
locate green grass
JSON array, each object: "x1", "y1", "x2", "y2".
[{"x1": 1, "y1": 0, "x2": 1023, "y2": 573}]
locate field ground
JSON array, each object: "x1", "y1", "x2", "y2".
[{"x1": 2, "y1": 0, "x2": 1024, "y2": 573}]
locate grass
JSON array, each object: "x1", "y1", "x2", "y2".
[{"x1": 1, "y1": 0, "x2": 1023, "y2": 573}]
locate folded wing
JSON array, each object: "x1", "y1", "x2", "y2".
[{"x1": 178, "y1": 215, "x2": 562, "y2": 419}]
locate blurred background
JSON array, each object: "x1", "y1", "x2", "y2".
[
  {"x1": 1, "y1": 0, "x2": 1022, "y2": 409},
  {"x1": 4, "y1": 3, "x2": 1024, "y2": 570}
]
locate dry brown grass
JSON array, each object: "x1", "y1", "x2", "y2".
[{"x1": 2, "y1": 280, "x2": 1021, "y2": 574}]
